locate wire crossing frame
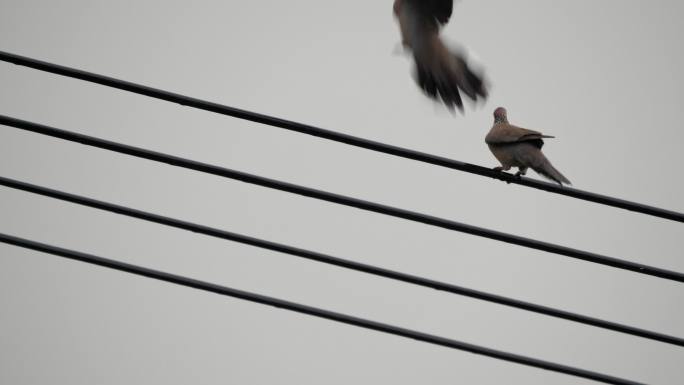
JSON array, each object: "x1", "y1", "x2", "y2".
[
  {"x1": 0, "y1": 233, "x2": 643, "y2": 385},
  {"x1": 1, "y1": 175, "x2": 681, "y2": 347},
  {"x1": 0, "y1": 50, "x2": 682, "y2": 223},
  {"x1": 2, "y1": 114, "x2": 684, "y2": 283}
]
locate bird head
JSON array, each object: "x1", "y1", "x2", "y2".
[
  {"x1": 493, "y1": 107, "x2": 508, "y2": 123},
  {"x1": 393, "y1": 0, "x2": 401, "y2": 16}
]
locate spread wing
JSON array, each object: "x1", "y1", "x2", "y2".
[{"x1": 394, "y1": 0, "x2": 487, "y2": 111}]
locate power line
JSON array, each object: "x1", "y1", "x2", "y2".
[
  {"x1": 2, "y1": 114, "x2": 683, "y2": 283},
  {"x1": 1, "y1": 175, "x2": 680, "y2": 347},
  {"x1": 0, "y1": 233, "x2": 642, "y2": 385},
  {"x1": 0, "y1": 50, "x2": 681, "y2": 224}
]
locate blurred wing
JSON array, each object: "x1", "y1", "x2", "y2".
[
  {"x1": 395, "y1": 0, "x2": 487, "y2": 111},
  {"x1": 405, "y1": 0, "x2": 453, "y2": 26}
]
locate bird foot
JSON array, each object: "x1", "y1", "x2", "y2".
[{"x1": 492, "y1": 166, "x2": 514, "y2": 184}]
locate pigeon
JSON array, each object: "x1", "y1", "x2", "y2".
[
  {"x1": 485, "y1": 107, "x2": 571, "y2": 185},
  {"x1": 393, "y1": 0, "x2": 488, "y2": 111}
]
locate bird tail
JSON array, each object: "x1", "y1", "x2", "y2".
[
  {"x1": 413, "y1": 37, "x2": 488, "y2": 111},
  {"x1": 533, "y1": 156, "x2": 571, "y2": 186}
]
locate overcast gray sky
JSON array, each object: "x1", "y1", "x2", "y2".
[{"x1": 1, "y1": 1, "x2": 683, "y2": 384}]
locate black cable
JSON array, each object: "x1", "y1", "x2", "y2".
[
  {"x1": 0, "y1": 233, "x2": 642, "y2": 385},
  {"x1": 1, "y1": 175, "x2": 680, "y2": 347},
  {"x1": 2, "y1": 115, "x2": 683, "y2": 283},
  {"x1": 1, "y1": 50, "x2": 681, "y2": 223}
]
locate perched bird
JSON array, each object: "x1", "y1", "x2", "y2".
[
  {"x1": 485, "y1": 107, "x2": 571, "y2": 185},
  {"x1": 393, "y1": 0, "x2": 487, "y2": 111}
]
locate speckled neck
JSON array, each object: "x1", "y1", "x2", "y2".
[{"x1": 494, "y1": 116, "x2": 508, "y2": 124}]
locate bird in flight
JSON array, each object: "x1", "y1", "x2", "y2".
[
  {"x1": 393, "y1": 0, "x2": 488, "y2": 111},
  {"x1": 485, "y1": 107, "x2": 571, "y2": 185}
]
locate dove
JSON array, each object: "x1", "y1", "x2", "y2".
[
  {"x1": 485, "y1": 107, "x2": 571, "y2": 185},
  {"x1": 393, "y1": 0, "x2": 488, "y2": 111}
]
